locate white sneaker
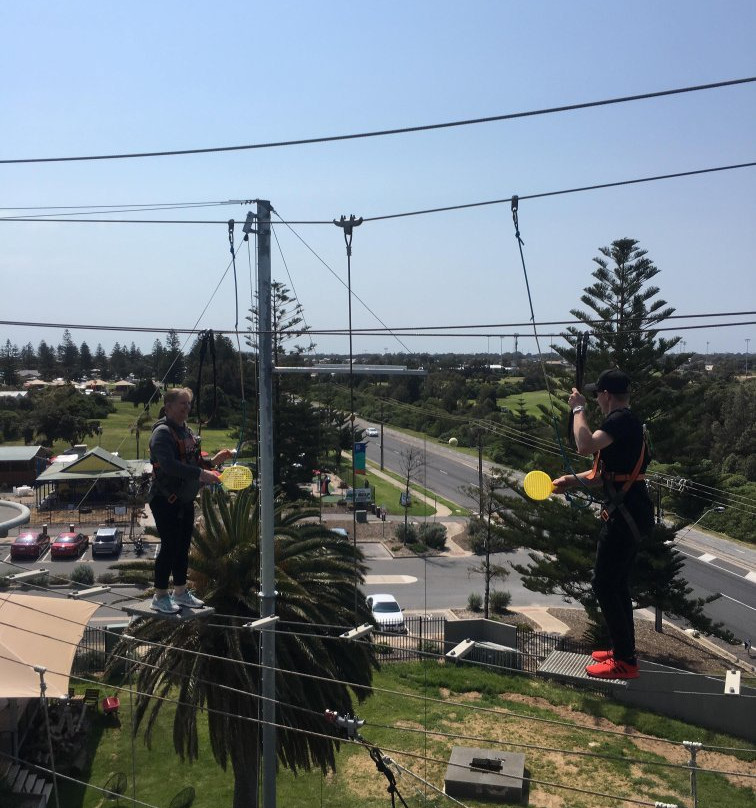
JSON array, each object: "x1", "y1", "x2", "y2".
[
  {"x1": 173, "y1": 590, "x2": 205, "y2": 609},
  {"x1": 151, "y1": 594, "x2": 180, "y2": 614}
]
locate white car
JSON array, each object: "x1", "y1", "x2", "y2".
[
  {"x1": 366, "y1": 593, "x2": 406, "y2": 634},
  {"x1": 365, "y1": 427, "x2": 379, "y2": 438}
]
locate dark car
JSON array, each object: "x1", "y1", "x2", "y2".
[
  {"x1": 10, "y1": 531, "x2": 51, "y2": 561},
  {"x1": 50, "y1": 531, "x2": 89, "y2": 559},
  {"x1": 92, "y1": 527, "x2": 123, "y2": 557}
]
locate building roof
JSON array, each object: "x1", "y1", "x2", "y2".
[
  {"x1": 0, "y1": 446, "x2": 48, "y2": 462},
  {"x1": 36, "y1": 445, "x2": 150, "y2": 482}
]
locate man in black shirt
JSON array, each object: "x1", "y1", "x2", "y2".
[{"x1": 552, "y1": 369, "x2": 652, "y2": 679}]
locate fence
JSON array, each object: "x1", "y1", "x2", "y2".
[{"x1": 72, "y1": 617, "x2": 594, "y2": 675}]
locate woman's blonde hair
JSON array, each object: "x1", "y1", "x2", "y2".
[{"x1": 163, "y1": 387, "x2": 193, "y2": 405}]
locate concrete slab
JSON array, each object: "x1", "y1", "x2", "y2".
[
  {"x1": 360, "y1": 542, "x2": 392, "y2": 559},
  {"x1": 444, "y1": 745, "x2": 525, "y2": 802}
]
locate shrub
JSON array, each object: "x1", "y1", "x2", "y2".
[
  {"x1": 409, "y1": 542, "x2": 427, "y2": 555},
  {"x1": 70, "y1": 564, "x2": 95, "y2": 586},
  {"x1": 97, "y1": 571, "x2": 120, "y2": 584},
  {"x1": 394, "y1": 522, "x2": 418, "y2": 544},
  {"x1": 489, "y1": 590, "x2": 512, "y2": 614},
  {"x1": 467, "y1": 592, "x2": 483, "y2": 612},
  {"x1": 418, "y1": 522, "x2": 447, "y2": 550}
]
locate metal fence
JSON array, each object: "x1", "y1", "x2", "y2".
[{"x1": 72, "y1": 617, "x2": 595, "y2": 676}]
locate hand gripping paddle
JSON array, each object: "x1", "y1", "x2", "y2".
[
  {"x1": 210, "y1": 465, "x2": 254, "y2": 491},
  {"x1": 522, "y1": 470, "x2": 554, "y2": 501}
]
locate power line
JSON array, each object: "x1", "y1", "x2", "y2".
[{"x1": 1, "y1": 76, "x2": 754, "y2": 164}]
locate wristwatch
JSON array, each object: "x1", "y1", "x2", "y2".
[{"x1": 572, "y1": 405, "x2": 585, "y2": 414}]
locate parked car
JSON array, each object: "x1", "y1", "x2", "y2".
[
  {"x1": 50, "y1": 531, "x2": 89, "y2": 559},
  {"x1": 365, "y1": 427, "x2": 379, "y2": 438},
  {"x1": 92, "y1": 527, "x2": 123, "y2": 557},
  {"x1": 10, "y1": 531, "x2": 51, "y2": 561},
  {"x1": 366, "y1": 593, "x2": 406, "y2": 634}
]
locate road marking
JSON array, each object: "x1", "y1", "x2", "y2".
[
  {"x1": 718, "y1": 593, "x2": 756, "y2": 613},
  {"x1": 678, "y1": 548, "x2": 756, "y2": 584},
  {"x1": 365, "y1": 575, "x2": 418, "y2": 585}
]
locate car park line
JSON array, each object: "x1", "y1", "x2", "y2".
[{"x1": 364, "y1": 575, "x2": 417, "y2": 585}]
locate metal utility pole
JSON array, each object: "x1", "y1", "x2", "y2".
[
  {"x1": 478, "y1": 431, "x2": 484, "y2": 516},
  {"x1": 746, "y1": 338, "x2": 750, "y2": 376},
  {"x1": 380, "y1": 401, "x2": 385, "y2": 471},
  {"x1": 257, "y1": 200, "x2": 277, "y2": 808}
]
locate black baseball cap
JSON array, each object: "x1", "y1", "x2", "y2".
[{"x1": 584, "y1": 368, "x2": 630, "y2": 396}]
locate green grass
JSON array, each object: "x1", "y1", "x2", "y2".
[
  {"x1": 26, "y1": 399, "x2": 239, "y2": 459},
  {"x1": 61, "y1": 665, "x2": 755, "y2": 808},
  {"x1": 364, "y1": 463, "x2": 464, "y2": 517},
  {"x1": 497, "y1": 389, "x2": 553, "y2": 417}
]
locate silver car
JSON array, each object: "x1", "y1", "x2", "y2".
[{"x1": 92, "y1": 527, "x2": 124, "y2": 557}]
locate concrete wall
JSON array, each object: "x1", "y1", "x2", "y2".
[
  {"x1": 610, "y1": 661, "x2": 756, "y2": 743},
  {"x1": 444, "y1": 618, "x2": 518, "y2": 651},
  {"x1": 443, "y1": 619, "x2": 756, "y2": 743}
]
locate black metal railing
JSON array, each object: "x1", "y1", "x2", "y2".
[{"x1": 72, "y1": 617, "x2": 594, "y2": 676}]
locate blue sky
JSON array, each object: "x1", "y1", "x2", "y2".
[{"x1": 1, "y1": 1, "x2": 754, "y2": 359}]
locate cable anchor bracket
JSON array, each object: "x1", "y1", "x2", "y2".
[{"x1": 333, "y1": 214, "x2": 363, "y2": 257}]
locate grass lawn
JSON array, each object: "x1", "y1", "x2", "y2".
[
  {"x1": 63, "y1": 665, "x2": 754, "y2": 808},
  {"x1": 497, "y1": 389, "x2": 553, "y2": 418},
  {"x1": 23, "y1": 399, "x2": 238, "y2": 459},
  {"x1": 363, "y1": 466, "x2": 462, "y2": 517}
]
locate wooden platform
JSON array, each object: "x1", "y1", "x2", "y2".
[
  {"x1": 537, "y1": 651, "x2": 632, "y2": 688},
  {"x1": 120, "y1": 598, "x2": 215, "y2": 620}
]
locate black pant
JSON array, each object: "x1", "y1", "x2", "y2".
[
  {"x1": 149, "y1": 496, "x2": 195, "y2": 590},
  {"x1": 592, "y1": 515, "x2": 640, "y2": 662}
]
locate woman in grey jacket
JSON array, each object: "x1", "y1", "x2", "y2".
[{"x1": 148, "y1": 387, "x2": 232, "y2": 613}]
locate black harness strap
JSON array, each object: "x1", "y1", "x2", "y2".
[
  {"x1": 594, "y1": 438, "x2": 649, "y2": 541},
  {"x1": 568, "y1": 331, "x2": 589, "y2": 445}
]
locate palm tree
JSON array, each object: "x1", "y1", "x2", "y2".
[
  {"x1": 129, "y1": 407, "x2": 153, "y2": 459},
  {"x1": 108, "y1": 488, "x2": 377, "y2": 808}
]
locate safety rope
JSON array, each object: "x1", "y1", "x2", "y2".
[{"x1": 510, "y1": 198, "x2": 596, "y2": 505}]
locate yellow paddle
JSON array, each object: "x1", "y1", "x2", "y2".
[{"x1": 522, "y1": 470, "x2": 554, "y2": 501}]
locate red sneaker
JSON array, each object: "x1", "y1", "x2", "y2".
[
  {"x1": 585, "y1": 658, "x2": 639, "y2": 679},
  {"x1": 590, "y1": 649, "x2": 613, "y2": 662}
]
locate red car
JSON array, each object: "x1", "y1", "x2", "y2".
[
  {"x1": 50, "y1": 531, "x2": 89, "y2": 559},
  {"x1": 10, "y1": 531, "x2": 51, "y2": 561}
]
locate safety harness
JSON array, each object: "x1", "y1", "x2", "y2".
[
  {"x1": 150, "y1": 418, "x2": 209, "y2": 504},
  {"x1": 586, "y1": 426, "x2": 649, "y2": 540}
]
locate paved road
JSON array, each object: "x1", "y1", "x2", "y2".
[{"x1": 362, "y1": 422, "x2": 756, "y2": 648}]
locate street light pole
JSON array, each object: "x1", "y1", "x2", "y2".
[{"x1": 746, "y1": 338, "x2": 750, "y2": 377}]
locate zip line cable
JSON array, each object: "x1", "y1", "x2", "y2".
[
  {"x1": 2, "y1": 641, "x2": 752, "y2": 794},
  {"x1": 1, "y1": 76, "x2": 754, "y2": 164},
  {"x1": 2, "y1": 311, "x2": 753, "y2": 339},
  {"x1": 2, "y1": 160, "x2": 755, "y2": 227},
  {"x1": 1, "y1": 656, "x2": 756, "y2": 806},
  {"x1": 0, "y1": 751, "x2": 162, "y2": 808},
  {"x1": 0, "y1": 657, "x2": 696, "y2": 808},
  {"x1": 2, "y1": 596, "x2": 752, "y2": 804},
  {"x1": 272, "y1": 208, "x2": 413, "y2": 354},
  {"x1": 4, "y1": 596, "x2": 754, "y2": 747}
]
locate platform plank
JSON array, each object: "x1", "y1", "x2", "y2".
[
  {"x1": 121, "y1": 598, "x2": 215, "y2": 620},
  {"x1": 537, "y1": 650, "x2": 631, "y2": 687}
]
